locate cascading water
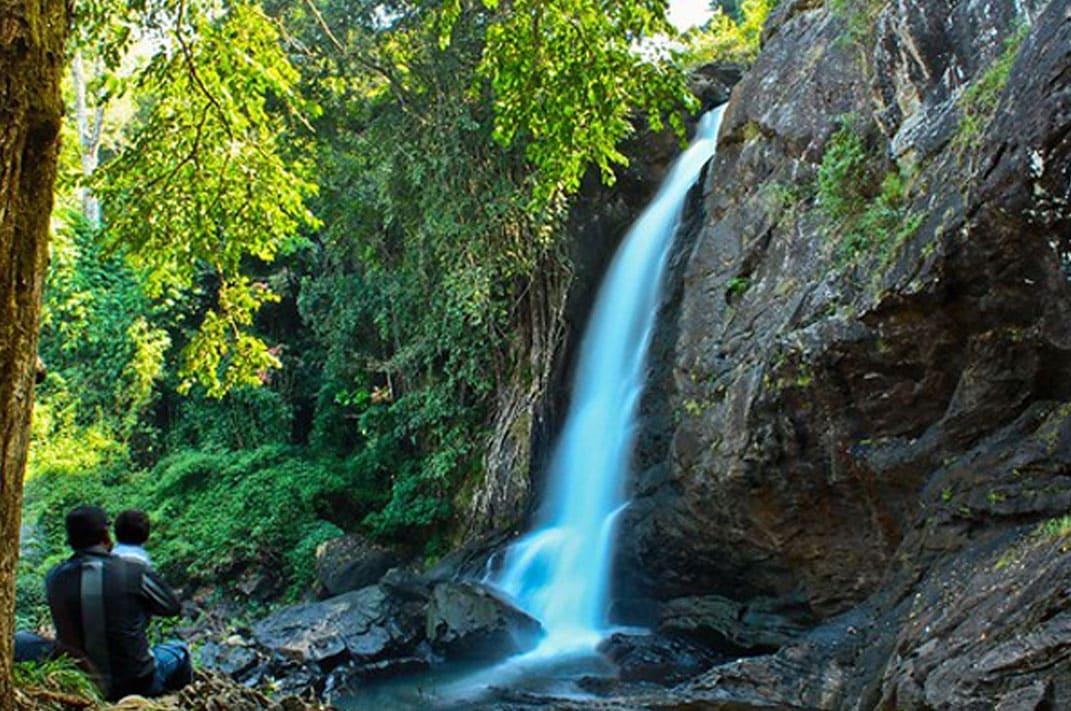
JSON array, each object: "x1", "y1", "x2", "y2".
[
  {"x1": 495, "y1": 105, "x2": 726, "y2": 651},
  {"x1": 337, "y1": 108, "x2": 726, "y2": 709}
]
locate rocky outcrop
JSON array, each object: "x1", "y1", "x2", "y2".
[
  {"x1": 204, "y1": 578, "x2": 541, "y2": 698},
  {"x1": 314, "y1": 533, "x2": 406, "y2": 597},
  {"x1": 424, "y1": 581, "x2": 542, "y2": 659},
  {"x1": 597, "y1": 633, "x2": 720, "y2": 686},
  {"x1": 251, "y1": 585, "x2": 423, "y2": 668},
  {"x1": 659, "y1": 592, "x2": 814, "y2": 654},
  {"x1": 612, "y1": 0, "x2": 1071, "y2": 706}
]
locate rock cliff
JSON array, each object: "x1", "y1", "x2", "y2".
[{"x1": 612, "y1": 0, "x2": 1071, "y2": 706}]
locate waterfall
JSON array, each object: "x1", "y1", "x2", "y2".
[{"x1": 495, "y1": 106, "x2": 726, "y2": 651}]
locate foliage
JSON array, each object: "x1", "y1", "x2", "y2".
[
  {"x1": 471, "y1": 0, "x2": 696, "y2": 205},
  {"x1": 281, "y1": 0, "x2": 695, "y2": 541},
  {"x1": 726, "y1": 276, "x2": 752, "y2": 300},
  {"x1": 14, "y1": 657, "x2": 101, "y2": 707},
  {"x1": 954, "y1": 24, "x2": 1028, "y2": 150},
  {"x1": 37, "y1": 211, "x2": 168, "y2": 445},
  {"x1": 93, "y1": 1, "x2": 319, "y2": 396},
  {"x1": 1038, "y1": 514, "x2": 1071, "y2": 539},
  {"x1": 163, "y1": 386, "x2": 293, "y2": 452},
  {"x1": 20, "y1": 446, "x2": 353, "y2": 611},
  {"x1": 681, "y1": 0, "x2": 774, "y2": 67},
  {"x1": 816, "y1": 118, "x2": 920, "y2": 263},
  {"x1": 19, "y1": 0, "x2": 707, "y2": 632},
  {"x1": 829, "y1": 0, "x2": 887, "y2": 46}
]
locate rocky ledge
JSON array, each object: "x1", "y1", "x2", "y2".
[{"x1": 199, "y1": 574, "x2": 542, "y2": 699}]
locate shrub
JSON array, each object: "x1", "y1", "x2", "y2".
[
  {"x1": 954, "y1": 24, "x2": 1029, "y2": 149},
  {"x1": 19, "y1": 444, "x2": 357, "y2": 612},
  {"x1": 816, "y1": 119, "x2": 921, "y2": 263},
  {"x1": 680, "y1": 0, "x2": 774, "y2": 67}
]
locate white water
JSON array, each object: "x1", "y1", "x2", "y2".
[{"x1": 494, "y1": 106, "x2": 726, "y2": 654}]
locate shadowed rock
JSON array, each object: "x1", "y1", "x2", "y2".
[{"x1": 424, "y1": 581, "x2": 543, "y2": 660}]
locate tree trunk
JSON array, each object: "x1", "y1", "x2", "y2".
[{"x1": 0, "y1": 0, "x2": 68, "y2": 705}]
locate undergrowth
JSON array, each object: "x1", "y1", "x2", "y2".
[
  {"x1": 816, "y1": 117, "x2": 922, "y2": 264},
  {"x1": 13, "y1": 657, "x2": 101, "y2": 710},
  {"x1": 17, "y1": 445, "x2": 362, "y2": 628},
  {"x1": 953, "y1": 24, "x2": 1029, "y2": 150}
]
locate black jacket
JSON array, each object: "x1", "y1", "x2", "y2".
[{"x1": 45, "y1": 546, "x2": 181, "y2": 699}]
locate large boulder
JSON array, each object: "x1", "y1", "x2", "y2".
[
  {"x1": 251, "y1": 585, "x2": 423, "y2": 667},
  {"x1": 597, "y1": 633, "x2": 720, "y2": 686},
  {"x1": 315, "y1": 534, "x2": 406, "y2": 597},
  {"x1": 424, "y1": 581, "x2": 542, "y2": 660}
]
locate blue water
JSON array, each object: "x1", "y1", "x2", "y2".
[{"x1": 492, "y1": 106, "x2": 726, "y2": 654}]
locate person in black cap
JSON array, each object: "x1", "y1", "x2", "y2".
[{"x1": 45, "y1": 505, "x2": 192, "y2": 700}]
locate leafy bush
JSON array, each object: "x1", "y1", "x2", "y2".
[
  {"x1": 954, "y1": 24, "x2": 1029, "y2": 149},
  {"x1": 19, "y1": 444, "x2": 356, "y2": 620},
  {"x1": 680, "y1": 0, "x2": 774, "y2": 67},
  {"x1": 816, "y1": 118, "x2": 921, "y2": 262},
  {"x1": 163, "y1": 387, "x2": 293, "y2": 452}
]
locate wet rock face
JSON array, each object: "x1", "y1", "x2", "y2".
[
  {"x1": 424, "y1": 581, "x2": 542, "y2": 660},
  {"x1": 627, "y1": 0, "x2": 1070, "y2": 608},
  {"x1": 597, "y1": 633, "x2": 720, "y2": 686},
  {"x1": 659, "y1": 592, "x2": 814, "y2": 655},
  {"x1": 612, "y1": 0, "x2": 1071, "y2": 706}
]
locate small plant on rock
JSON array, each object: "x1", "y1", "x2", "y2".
[{"x1": 816, "y1": 118, "x2": 921, "y2": 264}]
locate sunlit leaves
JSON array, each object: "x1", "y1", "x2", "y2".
[
  {"x1": 94, "y1": 2, "x2": 318, "y2": 395},
  {"x1": 680, "y1": 0, "x2": 773, "y2": 67},
  {"x1": 474, "y1": 0, "x2": 697, "y2": 205},
  {"x1": 179, "y1": 277, "x2": 283, "y2": 397}
]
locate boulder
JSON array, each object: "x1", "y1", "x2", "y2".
[
  {"x1": 315, "y1": 534, "x2": 406, "y2": 597},
  {"x1": 424, "y1": 581, "x2": 542, "y2": 660},
  {"x1": 597, "y1": 633, "x2": 720, "y2": 686},
  {"x1": 251, "y1": 585, "x2": 423, "y2": 667},
  {"x1": 198, "y1": 639, "x2": 260, "y2": 678}
]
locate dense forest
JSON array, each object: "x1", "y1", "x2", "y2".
[
  {"x1": 13, "y1": 0, "x2": 768, "y2": 632},
  {"x1": 5, "y1": 0, "x2": 1070, "y2": 707}
]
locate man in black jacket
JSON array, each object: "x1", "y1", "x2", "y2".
[{"x1": 45, "y1": 505, "x2": 192, "y2": 700}]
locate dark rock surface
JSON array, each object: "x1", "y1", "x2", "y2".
[
  {"x1": 604, "y1": 0, "x2": 1071, "y2": 707},
  {"x1": 424, "y1": 581, "x2": 542, "y2": 660},
  {"x1": 204, "y1": 579, "x2": 540, "y2": 699},
  {"x1": 659, "y1": 592, "x2": 814, "y2": 654},
  {"x1": 251, "y1": 585, "x2": 423, "y2": 667},
  {"x1": 597, "y1": 632, "x2": 720, "y2": 686},
  {"x1": 314, "y1": 533, "x2": 406, "y2": 597}
]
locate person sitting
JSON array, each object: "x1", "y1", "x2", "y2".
[
  {"x1": 13, "y1": 630, "x2": 56, "y2": 663},
  {"x1": 45, "y1": 505, "x2": 192, "y2": 700},
  {"x1": 112, "y1": 510, "x2": 153, "y2": 566}
]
